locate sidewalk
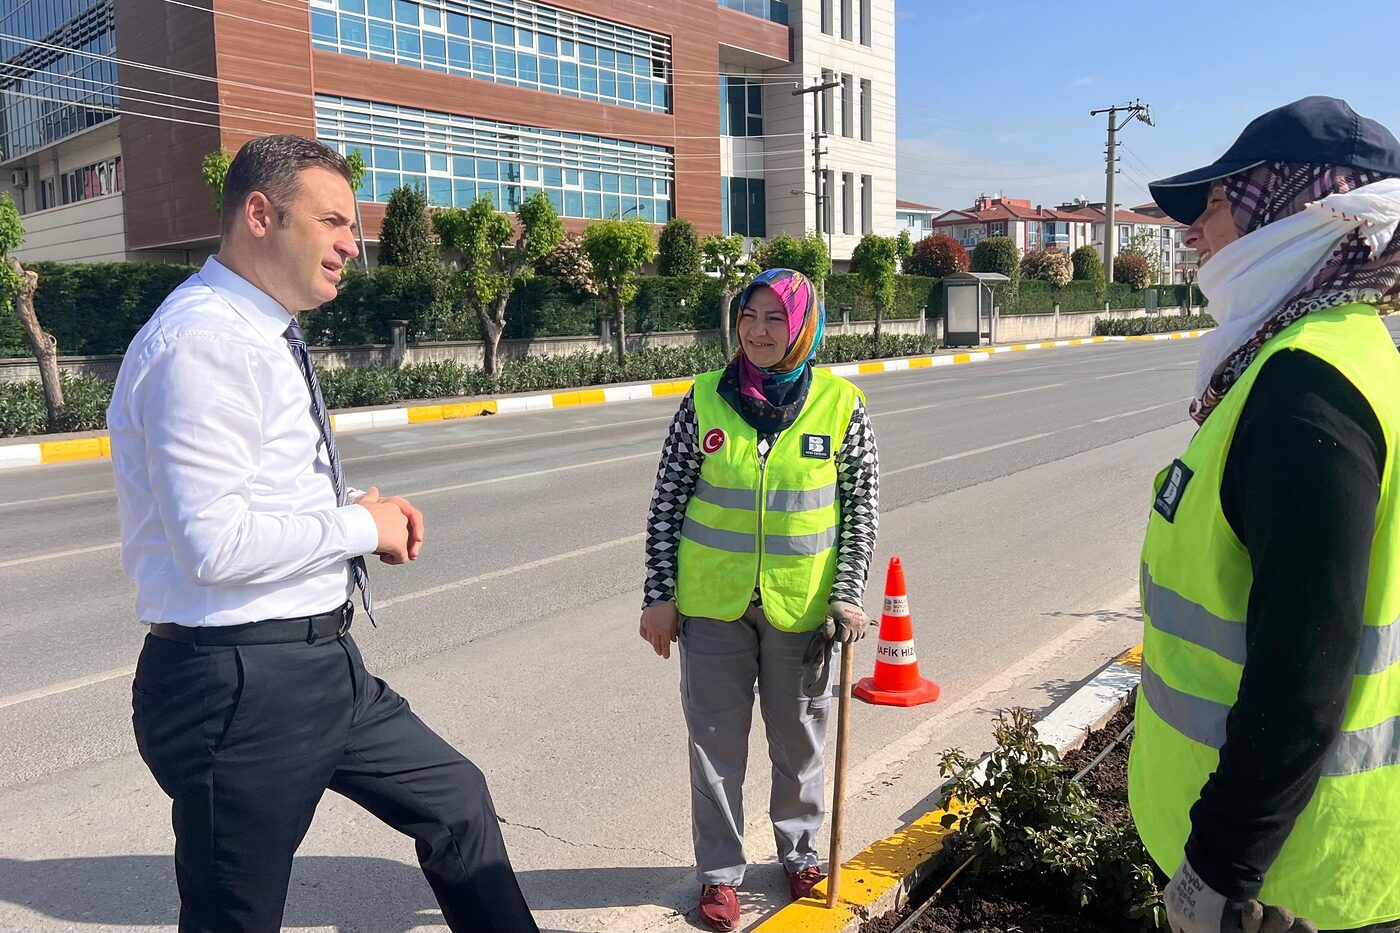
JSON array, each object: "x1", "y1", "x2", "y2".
[{"x1": 0, "y1": 329, "x2": 1209, "y2": 470}]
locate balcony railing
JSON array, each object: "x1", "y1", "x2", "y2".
[{"x1": 718, "y1": 0, "x2": 790, "y2": 25}]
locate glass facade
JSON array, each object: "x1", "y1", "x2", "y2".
[
  {"x1": 316, "y1": 95, "x2": 673, "y2": 222},
  {"x1": 720, "y1": 175, "x2": 764, "y2": 237},
  {"x1": 310, "y1": 0, "x2": 671, "y2": 114},
  {"x1": 0, "y1": 0, "x2": 117, "y2": 161},
  {"x1": 717, "y1": 0, "x2": 788, "y2": 25},
  {"x1": 720, "y1": 75, "x2": 762, "y2": 137}
]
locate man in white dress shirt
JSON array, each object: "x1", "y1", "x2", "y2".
[{"x1": 108, "y1": 135, "x2": 537, "y2": 933}]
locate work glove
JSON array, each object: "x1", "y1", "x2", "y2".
[
  {"x1": 823, "y1": 600, "x2": 870, "y2": 644},
  {"x1": 1165, "y1": 857, "x2": 1318, "y2": 933}
]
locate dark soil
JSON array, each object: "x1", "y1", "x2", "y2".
[{"x1": 858, "y1": 695, "x2": 1139, "y2": 933}]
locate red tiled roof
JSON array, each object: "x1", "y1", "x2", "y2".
[{"x1": 896, "y1": 199, "x2": 939, "y2": 211}]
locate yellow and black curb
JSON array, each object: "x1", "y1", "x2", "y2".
[
  {"x1": 0, "y1": 330, "x2": 1209, "y2": 472},
  {"x1": 752, "y1": 644, "x2": 1144, "y2": 933}
]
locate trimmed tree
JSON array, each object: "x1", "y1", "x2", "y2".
[
  {"x1": 850, "y1": 232, "x2": 904, "y2": 339},
  {"x1": 754, "y1": 231, "x2": 831, "y2": 294},
  {"x1": 969, "y1": 235, "x2": 1020, "y2": 278},
  {"x1": 1113, "y1": 252, "x2": 1153, "y2": 290},
  {"x1": 201, "y1": 148, "x2": 232, "y2": 213},
  {"x1": 0, "y1": 195, "x2": 60, "y2": 429},
  {"x1": 701, "y1": 233, "x2": 757, "y2": 358},
  {"x1": 541, "y1": 232, "x2": 597, "y2": 296},
  {"x1": 1071, "y1": 244, "x2": 1105, "y2": 283},
  {"x1": 905, "y1": 233, "x2": 969, "y2": 278},
  {"x1": 657, "y1": 218, "x2": 702, "y2": 277},
  {"x1": 583, "y1": 218, "x2": 656, "y2": 364},
  {"x1": 432, "y1": 191, "x2": 565, "y2": 374},
  {"x1": 1019, "y1": 248, "x2": 1073, "y2": 289},
  {"x1": 378, "y1": 184, "x2": 437, "y2": 269}
]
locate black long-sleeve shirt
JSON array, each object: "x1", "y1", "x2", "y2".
[{"x1": 1185, "y1": 348, "x2": 1385, "y2": 900}]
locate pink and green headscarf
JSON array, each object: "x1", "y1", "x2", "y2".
[{"x1": 735, "y1": 268, "x2": 826, "y2": 402}]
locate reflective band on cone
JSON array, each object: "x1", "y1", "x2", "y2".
[{"x1": 855, "y1": 556, "x2": 941, "y2": 707}]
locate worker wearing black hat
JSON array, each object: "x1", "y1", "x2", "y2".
[{"x1": 1131, "y1": 96, "x2": 1400, "y2": 933}]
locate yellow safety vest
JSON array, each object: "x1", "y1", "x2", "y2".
[
  {"x1": 1129, "y1": 304, "x2": 1400, "y2": 929},
  {"x1": 676, "y1": 367, "x2": 861, "y2": 632}
]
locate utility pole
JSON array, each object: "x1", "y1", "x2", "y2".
[
  {"x1": 794, "y1": 76, "x2": 841, "y2": 253},
  {"x1": 1089, "y1": 99, "x2": 1153, "y2": 283}
]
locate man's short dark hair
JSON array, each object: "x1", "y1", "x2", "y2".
[{"x1": 221, "y1": 134, "x2": 352, "y2": 235}]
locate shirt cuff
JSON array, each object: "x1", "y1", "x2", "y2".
[{"x1": 339, "y1": 503, "x2": 380, "y2": 558}]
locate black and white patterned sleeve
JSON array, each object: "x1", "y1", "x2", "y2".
[
  {"x1": 643, "y1": 390, "x2": 703, "y2": 607},
  {"x1": 830, "y1": 399, "x2": 880, "y2": 607}
]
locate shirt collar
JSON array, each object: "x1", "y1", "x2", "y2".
[{"x1": 197, "y1": 255, "x2": 296, "y2": 344}]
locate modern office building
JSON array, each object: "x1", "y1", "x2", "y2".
[{"x1": 0, "y1": 0, "x2": 896, "y2": 264}]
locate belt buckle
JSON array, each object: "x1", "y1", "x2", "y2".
[{"x1": 337, "y1": 603, "x2": 353, "y2": 637}]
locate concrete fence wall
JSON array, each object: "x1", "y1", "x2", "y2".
[{"x1": 0, "y1": 306, "x2": 1195, "y2": 384}]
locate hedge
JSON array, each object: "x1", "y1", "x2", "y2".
[
  {"x1": 1093, "y1": 313, "x2": 1217, "y2": 336},
  {"x1": 0, "y1": 372, "x2": 113, "y2": 437}
]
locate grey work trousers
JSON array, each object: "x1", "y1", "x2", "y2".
[{"x1": 678, "y1": 606, "x2": 835, "y2": 886}]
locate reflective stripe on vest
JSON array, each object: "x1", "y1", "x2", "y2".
[{"x1": 682, "y1": 478, "x2": 841, "y2": 556}]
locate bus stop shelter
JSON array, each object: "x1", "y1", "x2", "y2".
[{"x1": 941, "y1": 272, "x2": 1011, "y2": 347}]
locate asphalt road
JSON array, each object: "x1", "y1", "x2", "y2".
[{"x1": 0, "y1": 331, "x2": 1317, "y2": 932}]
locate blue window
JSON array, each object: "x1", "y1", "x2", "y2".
[
  {"x1": 428, "y1": 176, "x2": 451, "y2": 206},
  {"x1": 583, "y1": 171, "x2": 601, "y2": 191},
  {"x1": 585, "y1": 192, "x2": 602, "y2": 217},
  {"x1": 423, "y1": 34, "x2": 446, "y2": 65},
  {"x1": 369, "y1": 21, "x2": 394, "y2": 55},
  {"x1": 560, "y1": 61, "x2": 579, "y2": 91},
  {"x1": 539, "y1": 34, "x2": 557, "y2": 56},
  {"x1": 422, "y1": 7, "x2": 441, "y2": 28},
  {"x1": 403, "y1": 173, "x2": 426, "y2": 192},
  {"x1": 543, "y1": 166, "x2": 562, "y2": 187},
  {"x1": 618, "y1": 73, "x2": 633, "y2": 102},
  {"x1": 452, "y1": 156, "x2": 474, "y2": 177},
  {"x1": 547, "y1": 189, "x2": 563, "y2": 214},
  {"x1": 447, "y1": 39, "x2": 470, "y2": 68},
  {"x1": 373, "y1": 146, "x2": 399, "y2": 170},
  {"x1": 493, "y1": 22, "x2": 513, "y2": 45},
  {"x1": 604, "y1": 194, "x2": 621, "y2": 217},
  {"x1": 495, "y1": 49, "x2": 516, "y2": 80},
  {"x1": 580, "y1": 44, "x2": 597, "y2": 65},
  {"x1": 446, "y1": 12, "x2": 468, "y2": 36},
  {"x1": 479, "y1": 160, "x2": 499, "y2": 181},
  {"x1": 453, "y1": 179, "x2": 476, "y2": 204},
  {"x1": 311, "y1": 10, "x2": 337, "y2": 43},
  {"x1": 518, "y1": 30, "x2": 534, "y2": 48},
  {"x1": 541, "y1": 57, "x2": 559, "y2": 87},
  {"x1": 341, "y1": 15, "x2": 368, "y2": 49},
  {"x1": 472, "y1": 43, "x2": 492, "y2": 74},
  {"x1": 341, "y1": 0, "x2": 365, "y2": 12},
  {"x1": 602, "y1": 173, "x2": 620, "y2": 194},
  {"x1": 598, "y1": 48, "x2": 615, "y2": 70},
  {"x1": 393, "y1": 0, "x2": 417, "y2": 24},
  {"x1": 580, "y1": 66, "x2": 598, "y2": 96},
  {"x1": 600, "y1": 71, "x2": 616, "y2": 99},
  {"x1": 402, "y1": 150, "x2": 426, "y2": 173},
  {"x1": 470, "y1": 17, "x2": 491, "y2": 41},
  {"x1": 373, "y1": 172, "x2": 398, "y2": 201},
  {"x1": 368, "y1": 0, "x2": 392, "y2": 20},
  {"x1": 566, "y1": 191, "x2": 584, "y2": 217},
  {"x1": 518, "y1": 53, "x2": 538, "y2": 84},
  {"x1": 396, "y1": 27, "x2": 420, "y2": 58}
]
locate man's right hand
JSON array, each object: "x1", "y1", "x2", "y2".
[
  {"x1": 357, "y1": 488, "x2": 410, "y2": 564},
  {"x1": 640, "y1": 601, "x2": 679, "y2": 660}
]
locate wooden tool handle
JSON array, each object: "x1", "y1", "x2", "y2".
[{"x1": 826, "y1": 645, "x2": 856, "y2": 909}]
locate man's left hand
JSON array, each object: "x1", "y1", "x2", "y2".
[
  {"x1": 1164, "y1": 857, "x2": 1317, "y2": 933},
  {"x1": 823, "y1": 600, "x2": 870, "y2": 643}
]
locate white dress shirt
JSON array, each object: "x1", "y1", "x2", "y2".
[{"x1": 108, "y1": 257, "x2": 379, "y2": 626}]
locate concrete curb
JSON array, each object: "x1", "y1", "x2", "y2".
[
  {"x1": 751, "y1": 644, "x2": 1145, "y2": 933},
  {"x1": 0, "y1": 329, "x2": 1209, "y2": 471}
]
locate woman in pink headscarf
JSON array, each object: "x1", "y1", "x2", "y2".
[{"x1": 639, "y1": 268, "x2": 881, "y2": 930}]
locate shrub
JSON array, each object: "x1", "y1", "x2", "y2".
[
  {"x1": 1020, "y1": 248, "x2": 1073, "y2": 288},
  {"x1": 1113, "y1": 253, "x2": 1153, "y2": 291},
  {"x1": 969, "y1": 236, "x2": 1019, "y2": 278},
  {"x1": 656, "y1": 218, "x2": 702, "y2": 277},
  {"x1": 539, "y1": 233, "x2": 596, "y2": 296},
  {"x1": 0, "y1": 372, "x2": 112, "y2": 437},
  {"x1": 754, "y1": 232, "x2": 831, "y2": 291},
  {"x1": 1094, "y1": 313, "x2": 1216, "y2": 336},
  {"x1": 904, "y1": 233, "x2": 969, "y2": 278},
  {"x1": 1072, "y1": 244, "x2": 1105, "y2": 283},
  {"x1": 378, "y1": 184, "x2": 436, "y2": 269}
]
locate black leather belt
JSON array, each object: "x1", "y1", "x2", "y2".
[{"x1": 148, "y1": 602, "x2": 353, "y2": 646}]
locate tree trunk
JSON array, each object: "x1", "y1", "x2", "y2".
[
  {"x1": 481, "y1": 294, "x2": 510, "y2": 375},
  {"x1": 719, "y1": 286, "x2": 735, "y2": 358},
  {"x1": 10, "y1": 259, "x2": 63, "y2": 431},
  {"x1": 354, "y1": 200, "x2": 371, "y2": 276},
  {"x1": 873, "y1": 302, "x2": 885, "y2": 340},
  {"x1": 613, "y1": 297, "x2": 627, "y2": 366}
]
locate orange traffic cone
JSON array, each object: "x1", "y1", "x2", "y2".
[{"x1": 854, "y1": 557, "x2": 941, "y2": 707}]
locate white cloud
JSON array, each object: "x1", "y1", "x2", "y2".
[{"x1": 1071, "y1": 76, "x2": 1094, "y2": 88}]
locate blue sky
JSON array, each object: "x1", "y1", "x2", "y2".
[{"x1": 893, "y1": 0, "x2": 1400, "y2": 214}]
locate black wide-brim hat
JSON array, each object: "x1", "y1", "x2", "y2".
[{"x1": 1150, "y1": 96, "x2": 1400, "y2": 226}]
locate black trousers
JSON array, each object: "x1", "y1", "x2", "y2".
[{"x1": 132, "y1": 631, "x2": 538, "y2": 933}]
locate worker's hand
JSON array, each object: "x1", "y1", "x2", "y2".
[
  {"x1": 640, "y1": 601, "x2": 680, "y2": 660},
  {"x1": 823, "y1": 600, "x2": 870, "y2": 643},
  {"x1": 1165, "y1": 857, "x2": 1317, "y2": 933}
]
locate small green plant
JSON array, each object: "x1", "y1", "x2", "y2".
[
  {"x1": 201, "y1": 149, "x2": 232, "y2": 213},
  {"x1": 1094, "y1": 313, "x2": 1216, "y2": 337},
  {"x1": 937, "y1": 708, "x2": 1164, "y2": 929}
]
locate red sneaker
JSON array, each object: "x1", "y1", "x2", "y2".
[
  {"x1": 785, "y1": 865, "x2": 825, "y2": 900},
  {"x1": 698, "y1": 884, "x2": 740, "y2": 931}
]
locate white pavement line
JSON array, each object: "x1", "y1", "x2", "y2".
[
  {"x1": 1094, "y1": 367, "x2": 1165, "y2": 380},
  {"x1": 0, "y1": 541, "x2": 121, "y2": 570},
  {"x1": 401, "y1": 450, "x2": 656, "y2": 498},
  {"x1": 340, "y1": 413, "x2": 673, "y2": 464},
  {"x1": 1091, "y1": 397, "x2": 1192, "y2": 423},
  {"x1": 885, "y1": 431, "x2": 1055, "y2": 477},
  {"x1": 876, "y1": 400, "x2": 945, "y2": 418},
  {"x1": 375, "y1": 534, "x2": 644, "y2": 610},
  {"x1": 976, "y1": 381, "x2": 1066, "y2": 400},
  {"x1": 847, "y1": 600, "x2": 1134, "y2": 796},
  {"x1": 0, "y1": 665, "x2": 137, "y2": 711},
  {"x1": 0, "y1": 444, "x2": 42, "y2": 469},
  {"x1": 0, "y1": 488, "x2": 109, "y2": 507}
]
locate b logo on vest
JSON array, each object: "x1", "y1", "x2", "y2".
[
  {"x1": 1154, "y1": 459, "x2": 1193, "y2": 523},
  {"x1": 702, "y1": 428, "x2": 726, "y2": 454},
  {"x1": 801, "y1": 434, "x2": 831, "y2": 459}
]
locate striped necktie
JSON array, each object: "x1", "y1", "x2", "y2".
[{"x1": 284, "y1": 319, "x2": 376, "y2": 626}]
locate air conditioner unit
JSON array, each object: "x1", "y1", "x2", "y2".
[{"x1": 10, "y1": 169, "x2": 28, "y2": 188}]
